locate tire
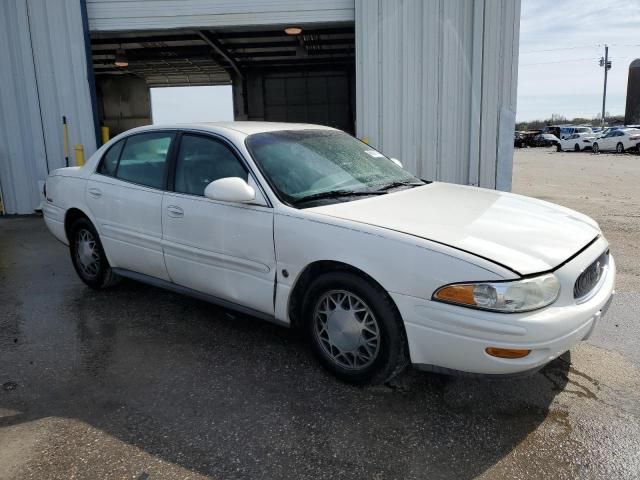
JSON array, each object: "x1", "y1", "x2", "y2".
[
  {"x1": 69, "y1": 217, "x2": 120, "y2": 289},
  {"x1": 616, "y1": 142, "x2": 624, "y2": 154},
  {"x1": 574, "y1": 144, "x2": 580, "y2": 152},
  {"x1": 556, "y1": 144, "x2": 562, "y2": 152},
  {"x1": 302, "y1": 271, "x2": 409, "y2": 385},
  {"x1": 593, "y1": 143, "x2": 599, "y2": 154}
]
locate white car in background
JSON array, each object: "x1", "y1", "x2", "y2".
[
  {"x1": 557, "y1": 132, "x2": 596, "y2": 152},
  {"x1": 559, "y1": 126, "x2": 593, "y2": 140},
  {"x1": 592, "y1": 128, "x2": 640, "y2": 153},
  {"x1": 42, "y1": 122, "x2": 615, "y2": 384}
]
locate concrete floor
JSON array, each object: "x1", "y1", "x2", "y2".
[{"x1": 1, "y1": 148, "x2": 639, "y2": 479}]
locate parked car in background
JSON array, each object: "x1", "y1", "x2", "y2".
[
  {"x1": 542, "y1": 125, "x2": 594, "y2": 140},
  {"x1": 592, "y1": 128, "x2": 640, "y2": 153},
  {"x1": 514, "y1": 131, "x2": 539, "y2": 148},
  {"x1": 541, "y1": 126, "x2": 562, "y2": 139},
  {"x1": 42, "y1": 122, "x2": 615, "y2": 384},
  {"x1": 557, "y1": 132, "x2": 596, "y2": 152},
  {"x1": 559, "y1": 126, "x2": 593, "y2": 139},
  {"x1": 533, "y1": 133, "x2": 560, "y2": 147}
]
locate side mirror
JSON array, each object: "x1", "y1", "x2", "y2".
[
  {"x1": 204, "y1": 177, "x2": 256, "y2": 203},
  {"x1": 390, "y1": 157, "x2": 403, "y2": 168}
]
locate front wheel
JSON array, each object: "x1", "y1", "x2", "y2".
[
  {"x1": 69, "y1": 217, "x2": 120, "y2": 289},
  {"x1": 593, "y1": 143, "x2": 600, "y2": 154},
  {"x1": 616, "y1": 142, "x2": 624, "y2": 154},
  {"x1": 556, "y1": 144, "x2": 562, "y2": 152},
  {"x1": 574, "y1": 144, "x2": 580, "y2": 152},
  {"x1": 303, "y1": 272, "x2": 408, "y2": 385}
]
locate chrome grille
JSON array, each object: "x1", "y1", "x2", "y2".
[{"x1": 574, "y1": 250, "x2": 609, "y2": 299}]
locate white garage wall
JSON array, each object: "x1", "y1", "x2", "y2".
[
  {"x1": 355, "y1": 0, "x2": 520, "y2": 190},
  {"x1": 86, "y1": 0, "x2": 355, "y2": 31},
  {"x1": 0, "y1": 0, "x2": 97, "y2": 214}
]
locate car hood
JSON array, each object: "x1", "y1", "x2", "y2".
[{"x1": 309, "y1": 182, "x2": 600, "y2": 275}]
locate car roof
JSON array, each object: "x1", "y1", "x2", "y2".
[{"x1": 122, "y1": 121, "x2": 337, "y2": 137}]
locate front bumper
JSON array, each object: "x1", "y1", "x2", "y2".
[{"x1": 393, "y1": 237, "x2": 616, "y2": 375}]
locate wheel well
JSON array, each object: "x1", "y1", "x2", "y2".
[
  {"x1": 287, "y1": 260, "x2": 401, "y2": 330},
  {"x1": 64, "y1": 208, "x2": 89, "y2": 241}
]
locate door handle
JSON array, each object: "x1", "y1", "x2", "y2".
[
  {"x1": 166, "y1": 205, "x2": 184, "y2": 218},
  {"x1": 88, "y1": 187, "x2": 102, "y2": 198}
]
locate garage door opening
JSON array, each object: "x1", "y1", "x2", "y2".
[
  {"x1": 91, "y1": 24, "x2": 355, "y2": 137},
  {"x1": 150, "y1": 86, "x2": 234, "y2": 124}
]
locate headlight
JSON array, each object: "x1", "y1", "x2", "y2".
[{"x1": 432, "y1": 273, "x2": 560, "y2": 313}]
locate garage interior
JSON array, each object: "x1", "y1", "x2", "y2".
[{"x1": 90, "y1": 25, "x2": 355, "y2": 136}]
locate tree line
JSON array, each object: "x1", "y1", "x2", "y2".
[{"x1": 516, "y1": 114, "x2": 625, "y2": 131}]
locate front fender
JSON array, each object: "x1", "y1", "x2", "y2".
[{"x1": 273, "y1": 208, "x2": 513, "y2": 324}]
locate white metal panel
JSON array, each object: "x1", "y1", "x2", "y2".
[
  {"x1": 0, "y1": 0, "x2": 48, "y2": 214},
  {"x1": 355, "y1": 0, "x2": 521, "y2": 190},
  {"x1": 27, "y1": 0, "x2": 98, "y2": 171},
  {"x1": 87, "y1": 0, "x2": 355, "y2": 31},
  {"x1": 0, "y1": 0, "x2": 97, "y2": 214}
]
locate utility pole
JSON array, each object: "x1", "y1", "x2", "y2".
[{"x1": 599, "y1": 45, "x2": 612, "y2": 126}]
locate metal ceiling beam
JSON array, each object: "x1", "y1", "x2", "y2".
[
  {"x1": 93, "y1": 45, "x2": 211, "y2": 58},
  {"x1": 215, "y1": 27, "x2": 354, "y2": 39},
  {"x1": 197, "y1": 30, "x2": 243, "y2": 79},
  {"x1": 224, "y1": 38, "x2": 354, "y2": 50},
  {"x1": 91, "y1": 34, "x2": 201, "y2": 45}
]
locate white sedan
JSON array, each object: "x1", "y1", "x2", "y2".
[
  {"x1": 557, "y1": 133, "x2": 596, "y2": 152},
  {"x1": 592, "y1": 128, "x2": 640, "y2": 153},
  {"x1": 42, "y1": 122, "x2": 615, "y2": 384}
]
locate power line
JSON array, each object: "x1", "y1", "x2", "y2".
[
  {"x1": 520, "y1": 57, "x2": 598, "y2": 67},
  {"x1": 520, "y1": 45, "x2": 599, "y2": 54}
]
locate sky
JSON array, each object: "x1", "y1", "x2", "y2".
[
  {"x1": 517, "y1": 0, "x2": 640, "y2": 121},
  {"x1": 150, "y1": 2, "x2": 640, "y2": 124},
  {"x1": 151, "y1": 85, "x2": 233, "y2": 124}
]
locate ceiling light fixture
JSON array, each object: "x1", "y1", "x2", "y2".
[
  {"x1": 114, "y1": 48, "x2": 128, "y2": 67},
  {"x1": 284, "y1": 26, "x2": 303, "y2": 35}
]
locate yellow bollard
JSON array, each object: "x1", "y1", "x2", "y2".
[
  {"x1": 101, "y1": 126, "x2": 110, "y2": 145},
  {"x1": 74, "y1": 144, "x2": 85, "y2": 166}
]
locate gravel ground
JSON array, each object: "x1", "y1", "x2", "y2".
[
  {"x1": 513, "y1": 147, "x2": 640, "y2": 293},
  {"x1": 0, "y1": 148, "x2": 639, "y2": 479}
]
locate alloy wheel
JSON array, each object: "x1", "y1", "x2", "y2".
[
  {"x1": 313, "y1": 290, "x2": 380, "y2": 370},
  {"x1": 75, "y1": 228, "x2": 101, "y2": 278}
]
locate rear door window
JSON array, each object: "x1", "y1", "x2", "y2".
[
  {"x1": 116, "y1": 132, "x2": 175, "y2": 189},
  {"x1": 97, "y1": 139, "x2": 124, "y2": 176}
]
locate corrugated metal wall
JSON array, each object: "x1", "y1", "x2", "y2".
[
  {"x1": 355, "y1": 0, "x2": 520, "y2": 190},
  {"x1": 86, "y1": 0, "x2": 355, "y2": 31},
  {"x1": 1, "y1": 0, "x2": 520, "y2": 213},
  {"x1": 0, "y1": 0, "x2": 97, "y2": 214}
]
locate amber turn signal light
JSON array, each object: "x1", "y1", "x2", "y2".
[
  {"x1": 433, "y1": 284, "x2": 476, "y2": 306},
  {"x1": 485, "y1": 347, "x2": 531, "y2": 359}
]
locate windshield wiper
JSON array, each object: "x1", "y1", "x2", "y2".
[
  {"x1": 293, "y1": 189, "x2": 387, "y2": 205},
  {"x1": 376, "y1": 180, "x2": 425, "y2": 192}
]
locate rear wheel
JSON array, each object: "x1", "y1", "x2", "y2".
[
  {"x1": 302, "y1": 271, "x2": 408, "y2": 385},
  {"x1": 616, "y1": 142, "x2": 624, "y2": 153},
  {"x1": 69, "y1": 217, "x2": 120, "y2": 289}
]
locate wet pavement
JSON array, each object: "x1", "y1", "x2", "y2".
[{"x1": 1, "y1": 216, "x2": 639, "y2": 479}]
